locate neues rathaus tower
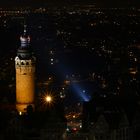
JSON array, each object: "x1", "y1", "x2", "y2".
[{"x1": 15, "y1": 26, "x2": 36, "y2": 113}]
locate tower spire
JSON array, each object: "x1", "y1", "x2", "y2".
[
  {"x1": 17, "y1": 25, "x2": 32, "y2": 60},
  {"x1": 20, "y1": 24, "x2": 30, "y2": 48},
  {"x1": 23, "y1": 24, "x2": 27, "y2": 35}
]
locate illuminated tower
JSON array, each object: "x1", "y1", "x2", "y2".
[{"x1": 15, "y1": 26, "x2": 36, "y2": 113}]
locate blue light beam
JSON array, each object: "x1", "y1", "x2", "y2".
[{"x1": 71, "y1": 83, "x2": 91, "y2": 102}]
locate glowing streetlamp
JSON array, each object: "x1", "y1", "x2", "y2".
[
  {"x1": 40, "y1": 91, "x2": 55, "y2": 109},
  {"x1": 45, "y1": 95, "x2": 52, "y2": 103}
]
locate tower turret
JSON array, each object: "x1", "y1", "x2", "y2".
[
  {"x1": 17, "y1": 25, "x2": 32, "y2": 59},
  {"x1": 15, "y1": 26, "x2": 36, "y2": 114}
]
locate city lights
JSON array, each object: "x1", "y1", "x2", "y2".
[{"x1": 0, "y1": 4, "x2": 140, "y2": 140}]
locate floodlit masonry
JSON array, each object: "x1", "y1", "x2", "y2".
[{"x1": 15, "y1": 25, "x2": 36, "y2": 113}]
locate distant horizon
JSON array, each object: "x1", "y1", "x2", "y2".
[{"x1": 0, "y1": 0, "x2": 140, "y2": 8}]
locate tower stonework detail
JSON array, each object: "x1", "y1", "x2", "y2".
[{"x1": 15, "y1": 27, "x2": 36, "y2": 113}]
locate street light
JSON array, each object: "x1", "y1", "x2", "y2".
[
  {"x1": 45, "y1": 95, "x2": 52, "y2": 103},
  {"x1": 39, "y1": 91, "x2": 56, "y2": 109}
]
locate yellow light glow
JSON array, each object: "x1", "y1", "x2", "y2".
[
  {"x1": 40, "y1": 91, "x2": 56, "y2": 109},
  {"x1": 73, "y1": 115, "x2": 76, "y2": 118},
  {"x1": 45, "y1": 95, "x2": 52, "y2": 103},
  {"x1": 19, "y1": 111, "x2": 22, "y2": 115}
]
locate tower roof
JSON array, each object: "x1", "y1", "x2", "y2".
[
  {"x1": 17, "y1": 25, "x2": 32, "y2": 60},
  {"x1": 20, "y1": 25, "x2": 30, "y2": 49}
]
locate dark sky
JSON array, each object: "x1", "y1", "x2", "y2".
[{"x1": 0, "y1": 0, "x2": 140, "y2": 8}]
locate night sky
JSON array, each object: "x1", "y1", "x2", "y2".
[{"x1": 0, "y1": 0, "x2": 140, "y2": 8}]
